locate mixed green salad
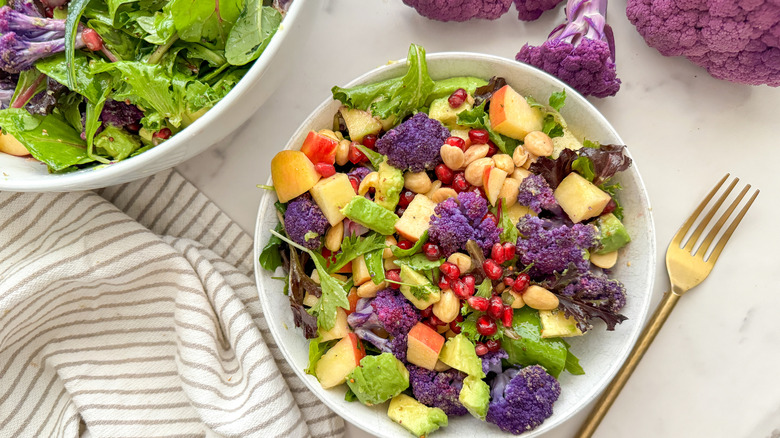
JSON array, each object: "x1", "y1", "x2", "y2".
[
  {"x1": 0, "y1": 0, "x2": 289, "y2": 172},
  {"x1": 260, "y1": 44, "x2": 634, "y2": 436}
]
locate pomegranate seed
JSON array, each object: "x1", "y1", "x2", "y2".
[
  {"x1": 126, "y1": 123, "x2": 140, "y2": 132},
  {"x1": 602, "y1": 199, "x2": 617, "y2": 215},
  {"x1": 421, "y1": 306, "x2": 433, "y2": 318},
  {"x1": 423, "y1": 242, "x2": 441, "y2": 261},
  {"x1": 483, "y1": 212, "x2": 498, "y2": 226},
  {"x1": 423, "y1": 320, "x2": 438, "y2": 330},
  {"x1": 445, "y1": 136, "x2": 466, "y2": 151},
  {"x1": 467, "y1": 296, "x2": 489, "y2": 312},
  {"x1": 362, "y1": 134, "x2": 377, "y2": 149},
  {"x1": 322, "y1": 248, "x2": 333, "y2": 258},
  {"x1": 452, "y1": 280, "x2": 469, "y2": 299},
  {"x1": 153, "y1": 128, "x2": 171, "y2": 139},
  {"x1": 314, "y1": 162, "x2": 336, "y2": 178},
  {"x1": 485, "y1": 339, "x2": 501, "y2": 352},
  {"x1": 435, "y1": 163, "x2": 455, "y2": 185},
  {"x1": 395, "y1": 206, "x2": 406, "y2": 216},
  {"x1": 397, "y1": 240, "x2": 413, "y2": 250},
  {"x1": 439, "y1": 262, "x2": 460, "y2": 280},
  {"x1": 486, "y1": 141, "x2": 498, "y2": 157},
  {"x1": 429, "y1": 314, "x2": 445, "y2": 326},
  {"x1": 348, "y1": 175, "x2": 360, "y2": 193},
  {"x1": 491, "y1": 243, "x2": 506, "y2": 264},
  {"x1": 398, "y1": 189, "x2": 415, "y2": 208},
  {"x1": 503, "y1": 276, "x2": 515, "y2": 288},
  {"x1": 348, "y1": 142, "x2": 367, "y2": 164},
  {"x1": 468, "y1": 129, "x2": 489, "y2": 145},
  {"x1": 449, "y1": 320, "x2": 462, "y2": 334},
  {"x1": 512, "y1": 273, "x2": 530, "y2": 292},
  {"x1": 452, "y1": 173, "x2": 469, "y2": 192},
  {"x1": 501, "y1": 306, "x2": 514, "y2": 327},
  {"x1": 483, "y1": 259, "x2": 503, "y2": 280},
  {"x1": 448, "y1": 88, "x2": 467, "y2": 109},
  {"x1": 475, "y1": 342, "x2": 489, "y2": 356},
  {"x1": 387, "y1": 269, "x2": 401, "y2": 289},
  {"x1": 44, "y1": 7, "x2": 53, "y2": 17},
  {"x1": 438, "y1": 276, "x2": 450, "y2": 290},
  {"x1": 476, "y1": 315, "x2": 497, "y2": 337},
  {"x1": 462, "y1": 275, "x2": 476, "y2": 295},
  {"x1": 81, "y1": 28, "x2": 104, "y2": 51},
  {"x1": 502, "y1": 242, "x2": 516, "y2": 261},
  {"x1": 488, "y1": 296, "x2": 504, "y2": 319}
]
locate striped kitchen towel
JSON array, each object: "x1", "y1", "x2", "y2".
[{"x1": 0, "y1": 169, "x2": 345, "y2": 438}]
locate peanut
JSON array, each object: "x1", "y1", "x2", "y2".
[
  {"x1": 498, "y1": 178, "x2": 521, "y2": 208},
  {"x1": 440, "y1": 144, "x2": 465, "y2": 170},
  {"x1": 512, "y1": 167, "x2": 532, "y2": 181},
  {"x1": 432, "y1": 290, "x2": 460, "y2": 323},
  {"x1": 425, "y1": 180, "x2": 442, "y2": 199},
  {"x1": 383, "y1": 235, "x2": 397, "y2": 259},
  {"x1": 358, "y1": 172, "x2": 379, "y2": 195},
  {"x1": 523, "y1": 131, "x2": 554, "y2": 157},
  {"x1": 335, "y1": 139, "x2": 350, "y2": 166},
  {"x1": 318, "y1": 129, "x2": 339, "y2": 141},
  {"x1": 464, "y1": 157, "x2": 493, "y2": 186},
  {"x1": 492, "y1": 153, "x2": 515, "y2": 174},
  {"x1": 324, "y1": 221, "x2": 344, "y2": 252},
  {"x1": 522, "y1": 285, "x2": 559, "y2": 310},
  {"x1": 431, "y1": 187, "x2": 458, "y2": 203},
  {"x1": 522, "y1": 153, "x2": 538, "y2": 169},
  {"x1": 590, "y1": 250, "x2": 618, "y2": 269},
  {"x1": 447, "y1": 253, "x2": 472, "y2": 273},
  {"x1": 357, "y1": 280, "x2": 387, "y2": 298},
  {"x1": 404, "y1": 171, "x2": 432, "y2": 194},
  {"x1": 463, "y1": 144, "x2": 490, "y2": 166},
  {"x1": 513, "y1": 145, "x2": 529, "y2": 168},
  {"x1": 508, "y1": 290, "x2": 525, "y2": 308}
]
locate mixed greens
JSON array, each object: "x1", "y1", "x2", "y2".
[{"x1": 0, "y1": 0, "x2": 289, "y2": 172}]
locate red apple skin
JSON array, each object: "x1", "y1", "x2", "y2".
[
  {"x1": 346, "y1": 289, "x2": 360, "y2": 315},
  {"x1": 271, "y1": 150, "x2": 321, "y2": 203},
  {"x1": 489, "y1": 85, "x2": 509, "y2": 128},
  {"x1": 347, "y1": 332, "x2": 367, "y2": 365},
  {"x1": 406, "y1": 322, "x2": 445, "y2": 370},
  {"x1": 300, "y1": 131, "x2": 339, "y2": 165}
]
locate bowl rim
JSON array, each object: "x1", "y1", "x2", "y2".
[
  {"x1": 254, "y1": 51, "x2": 657, "y2": 437},
  {"x1": 0, "y1": 0, "x2": 309, "y2": 192}
]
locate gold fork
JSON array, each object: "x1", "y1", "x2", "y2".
[{"x1": 576, "y1": 174, "x2": 759, "y2": 438}]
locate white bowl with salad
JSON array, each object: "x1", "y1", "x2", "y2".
[
  {"x1": 254, "y1": 45, "x2": 655, "y2": 437},
  {"x1": 0, "y1": 0, "x2": 313, "y2": 191}
]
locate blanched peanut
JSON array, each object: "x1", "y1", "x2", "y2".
[
  {"x1": 492, "y1": 153, "x2": 514, "y2": 174},
  {"x1": 433, "y1": 290, "x2": 460, "y2": 323},
  {"x1": 357, "y1": 280, "x2": 387, "y2": 298},
  {"x1": 523, "y1": 285, "x2": 559, "y2": 310},
  {"x1": 523, "y1": 131, "x2": 554, "y2": 157},
  {"x1": 508, "y1": 290, "x2": 525, "y2": 308},
  {"x1": 464, "y1": 157, "x2": 493, "y2": 186},
  {"x1": 440, "y1": 144, "x2": 465, "y2": 170},
  {"x1": 512, "y1": 168, "x2": 532, "y2": 181},
  {"x1": 447, "y1": 253, "x2": 472, "y2": 273},
  {"x1": 358, "y1": 172, "x2": 379, "y2": 195},
  {"x1": 522, "y1": 153, "x2": 538, "y2": 169},
  {"x1": 590, "y1": 250, "x2": 618, "y2": 269},
  {"x1": 498, "y1": 178, "x2": 521, "y2": 208},
  {"x1": 325, "y1": 221, "x2": 344, "y2": 252},
  {"x1": 425, "y1": 180, "x2": 442, "y2": 199},
  {"x1": 404, "y1": 171, "x2": 432, "y2": 194},
  {"x1": 513, "y1": 145, "x2": 529, "y2": 167},
  {"x1": 318, "y1": 129, "x2": 339, "y2": 141},
  {"x1": 463, "y1": 144, "x2": 490, "y2": 166},
  {"x1": 335, "y1": 139, "x2": 350, "y2": 166},
  {"x1": 383, "y1": 235, "x2": 397, "y2": 259},
  {"x1": 431, "y1": 187, "x2": 458, "y2": 203}
]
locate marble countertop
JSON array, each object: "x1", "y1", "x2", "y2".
[{"x1": 176, "y1": 1, "x2": 780, "y2": 437}]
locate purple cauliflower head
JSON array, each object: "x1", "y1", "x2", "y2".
[
  {"x1": 627, "y1": 0, "x2": 780, "y2": 87},
  {"x1": 375, "y1": 112, "x2": 449, "y2": 172},
  {"x1": 515, "y1": 215, "x2": 597, "y2": 277},
  {"x1": 283, "y1": 193, "x2": 329, "y2": 251},
  {"x1": 515, "y1": 0, "x2": 565, "y2": 21},
  {"x1": 516, "y1": 0, "x2": 621, "y2": 97},
  {"x1": 401, "y1": 0, "x2": 512, "y2": 21},
  {"x1": 371, "y1": 288, "x2": 421, "y2": 337},
  {"x1": 561, "y1": 269, "x2": 627, "y2": 313},
  {"x1": 347, "y1": 290, "x2": 420, "y2": 362},
  {"x1": 481, "y1": 348, "x2": 508, "y2": 376},
  {"x1": 486, "y1": 365, "x2": 561, "y2": 434},
  {"x1": 407, "y1": 365, "x2": 469, "y2": 416},
  {"x1": 517, "y1": 174, "x2": 559, "y2": 213},
  {"x1": 428, "y1": 191, "x2": 501, "y2": 257}
]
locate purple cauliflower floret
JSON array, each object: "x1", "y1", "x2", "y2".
[
  {"x1": 627, "y1": 0, "x2": 780, "y2": 87},
  {"x1": 371, "y1": 289, "x2": 420, "y2": 337},
  {"x1": 375, "y1": 112, "x2": 448, "y2": 172},
  {"x1": 516, "y1": 174, "x2": 558, "y2": 213},
  {"x1": 407, "y1": 365, "x2": 469, "y2": 416},
  {"x1": 561, "y1": 269, "x2": 626, "y2": 312},
  {"x1": 481, "y1": 348, "x2": 508, "y2": 376},
  {"x1": 515, "y1": 0, "x2": 565, "y2": 21},
  {"x1": 486, "y1": 365, "x2": 561, "y2": 434},
  {"x1": 101, "y1": 99, "x2": 144, "y2": 128},
  {"x1": 516, "y1": 0, "x2": 621, "y2": 97},
  {"x1": 347, "y1": 290, "x2": 420, "y2": 362},
  {"x1": 429, "y1": 191, "x2": 501, "y2": 257},
  {"x1": 0, "y1": 75, "x2": 14, "y2": 109},
  {"x1": 283, "y1": 193, "x2": 329, "y2": 250},
  {"x1": 515, "y1": 215, "x2": 597, "y2": 277},
  {"x1": 401, "y1": 0, "x2": 512, "y2": 21}
]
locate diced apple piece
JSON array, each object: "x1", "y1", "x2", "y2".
[
  {"x1": 309, "y1": 173, "x2": 356, "y2": 226},
  {"x1": 315, "y1": 333, "x2": 366, "y2": 389},
  {"x1": 303, "y1": 292, "x2": 318, "y2": 307},
  {"x1": 406, "y1": 322, "x2": 445, "y2": 370},
  {"x1": 554, "y1": 172, "x2": 611, "y2": 223},
  {"x1": 271, "y1": 150, "x2": 320, "y2": 203},
  {"x1": 352, "y1": 255, "x2": 371, "y2": 286},
  {"x1": 394, "y1": 194, "x2": 436, "y2": 242},
  {"x1": 482, "y1": 166, "x2": 508, "y2": 206},
  {"x1": 506, "y1": 203, "x2": 536, "y2": 225},
  {"x1": 319, "y1": 308, "x2": 351, "y2": 342},
  {"x1": 489, "y1": 85, "x2": 544, "y2": 141},
  {"x1": 340, "y1": 107, "x2": 382, "y2": 142},
  {"x1": 0, "y1": 130, "x2": 29, "y2": 156},
  {"x1": 300, "y1": 130, "x2": 339, "y2": 165}
]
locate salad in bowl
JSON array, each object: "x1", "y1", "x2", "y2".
[{"x1": 256, "y1": 45, "x2": 653, "y2": 437}]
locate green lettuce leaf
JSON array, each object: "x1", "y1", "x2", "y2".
[
  {"x1": 226, "y1": 2, "x2": 282, "y2": 66},
  {"x1": 167, "y1": 0, "x2": 243, "y2": 46}
]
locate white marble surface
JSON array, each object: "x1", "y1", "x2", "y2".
[{"x1": 176, "y1": 1, "x2": 780, "y2": 437}]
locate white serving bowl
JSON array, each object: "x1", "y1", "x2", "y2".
[
  {"x1": 0, "y1": 0, "x2": 315, "y2": 192},
  {"x1": 254, "y1": 53, "x2": 656, "y2": 437}
]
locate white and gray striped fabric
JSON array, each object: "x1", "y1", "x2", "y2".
[{"x1": 0, "y1": 169, "x2": 344, "y2": 438}]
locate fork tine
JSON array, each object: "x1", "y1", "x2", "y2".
[
  {"x1": 694, "y1": 184, "x2": 750, "y2": 257},
  {"x1": 682, "y1": 177, "x2": 739, "y2": 252},
  {"x1": 671, "y1": 174, "x2": 730, "y2": 247},
  {"x1": 705, "y1": 189, "x2": 759, "y2": 264}
]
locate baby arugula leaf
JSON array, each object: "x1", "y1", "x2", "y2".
[
  {"x1": 258, "y1": 222, "x2": 285, "y2": 271},
  {"x1": 65, "y1": 0, "x2": 91, "y2": 89},
  {"x1": 327, "y1": 232, "x2": 386, "y2": 274},
  {"x1": 225, "y1": 1, "x2": 282, "y2": 65},
  {"x1": 390, "y1": 230, "x2": 428, "y2": 258},
  {"x1": 167, "y1": 0, "x2": 243, "y2": 46},
  {"x1": 394, "y1": 253, "x2": 443, "y2": 271},
  {"x1": 364, "y1": 248, "x2": 385, "y2": 285}
]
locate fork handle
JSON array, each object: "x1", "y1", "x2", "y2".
[{"x1": 576, "y1": 290, "x2": 682, "y2": 438}]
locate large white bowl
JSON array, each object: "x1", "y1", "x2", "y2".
[
  {"x1": 254, "y1": 53, "x2": 656, "y2": 437},
  {"x1": 0, "y1": 0, "x2": 315, "y2": 192}
]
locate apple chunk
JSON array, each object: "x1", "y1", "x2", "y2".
[
  {"x1": 318, "y1": 308, "x2": 351, "y2": 342},
  {"x1": 340, "y1": 107, "x2": 382, "y2": 142},
  {"x1": 300, "y1": 130, "x2": 339, "y2": 165},
  {"x1": 554, "y1": 172, "x2": 611, "y2": 223},
  {"x1": 406, "y1": 322, "x2": 445, "y2": 370},
  {"x1": 309, "y1": 173, "x2": 357, "y2": 226},
  {"x1": 482, "y1": 166, "x2": 508, "y2": 207},
  {"x1": 489, "y1": 85, "x2": 544, "y2": 141},
  {"x1": 315, "y1": 333, "x2": 366, "y2": 389},
  {"x1": 394, "y1": 194, "x2": 436, "y2": 242},
  {"x1": 271, "y1": 150, "x2": 320, "y2": 203}
]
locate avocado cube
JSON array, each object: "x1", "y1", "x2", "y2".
[
  {"x1": 340, "y1": 106, "x2": 382, "y2": 142},
  {"x1": 459, "y1": 375, "x2": 490, "y2": 420},
  {"x1": 595, "y1": 213, "x2": 631, "y2": 254},
  {"x1": 438, "y1": 334, "x2": 485, "y2": 378},
  {"x1": 399, "y1": 265, "x2": 441, "y2": 310},
  {"x1": 540, "y1": 309, "x2": 583, "y2": 338},
  {"x1": 428, "y1": 97, "x2": 472, "y2": 129},
  {"x1": 388, "y1": 394, "x2": 448, "y2": 437}
]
